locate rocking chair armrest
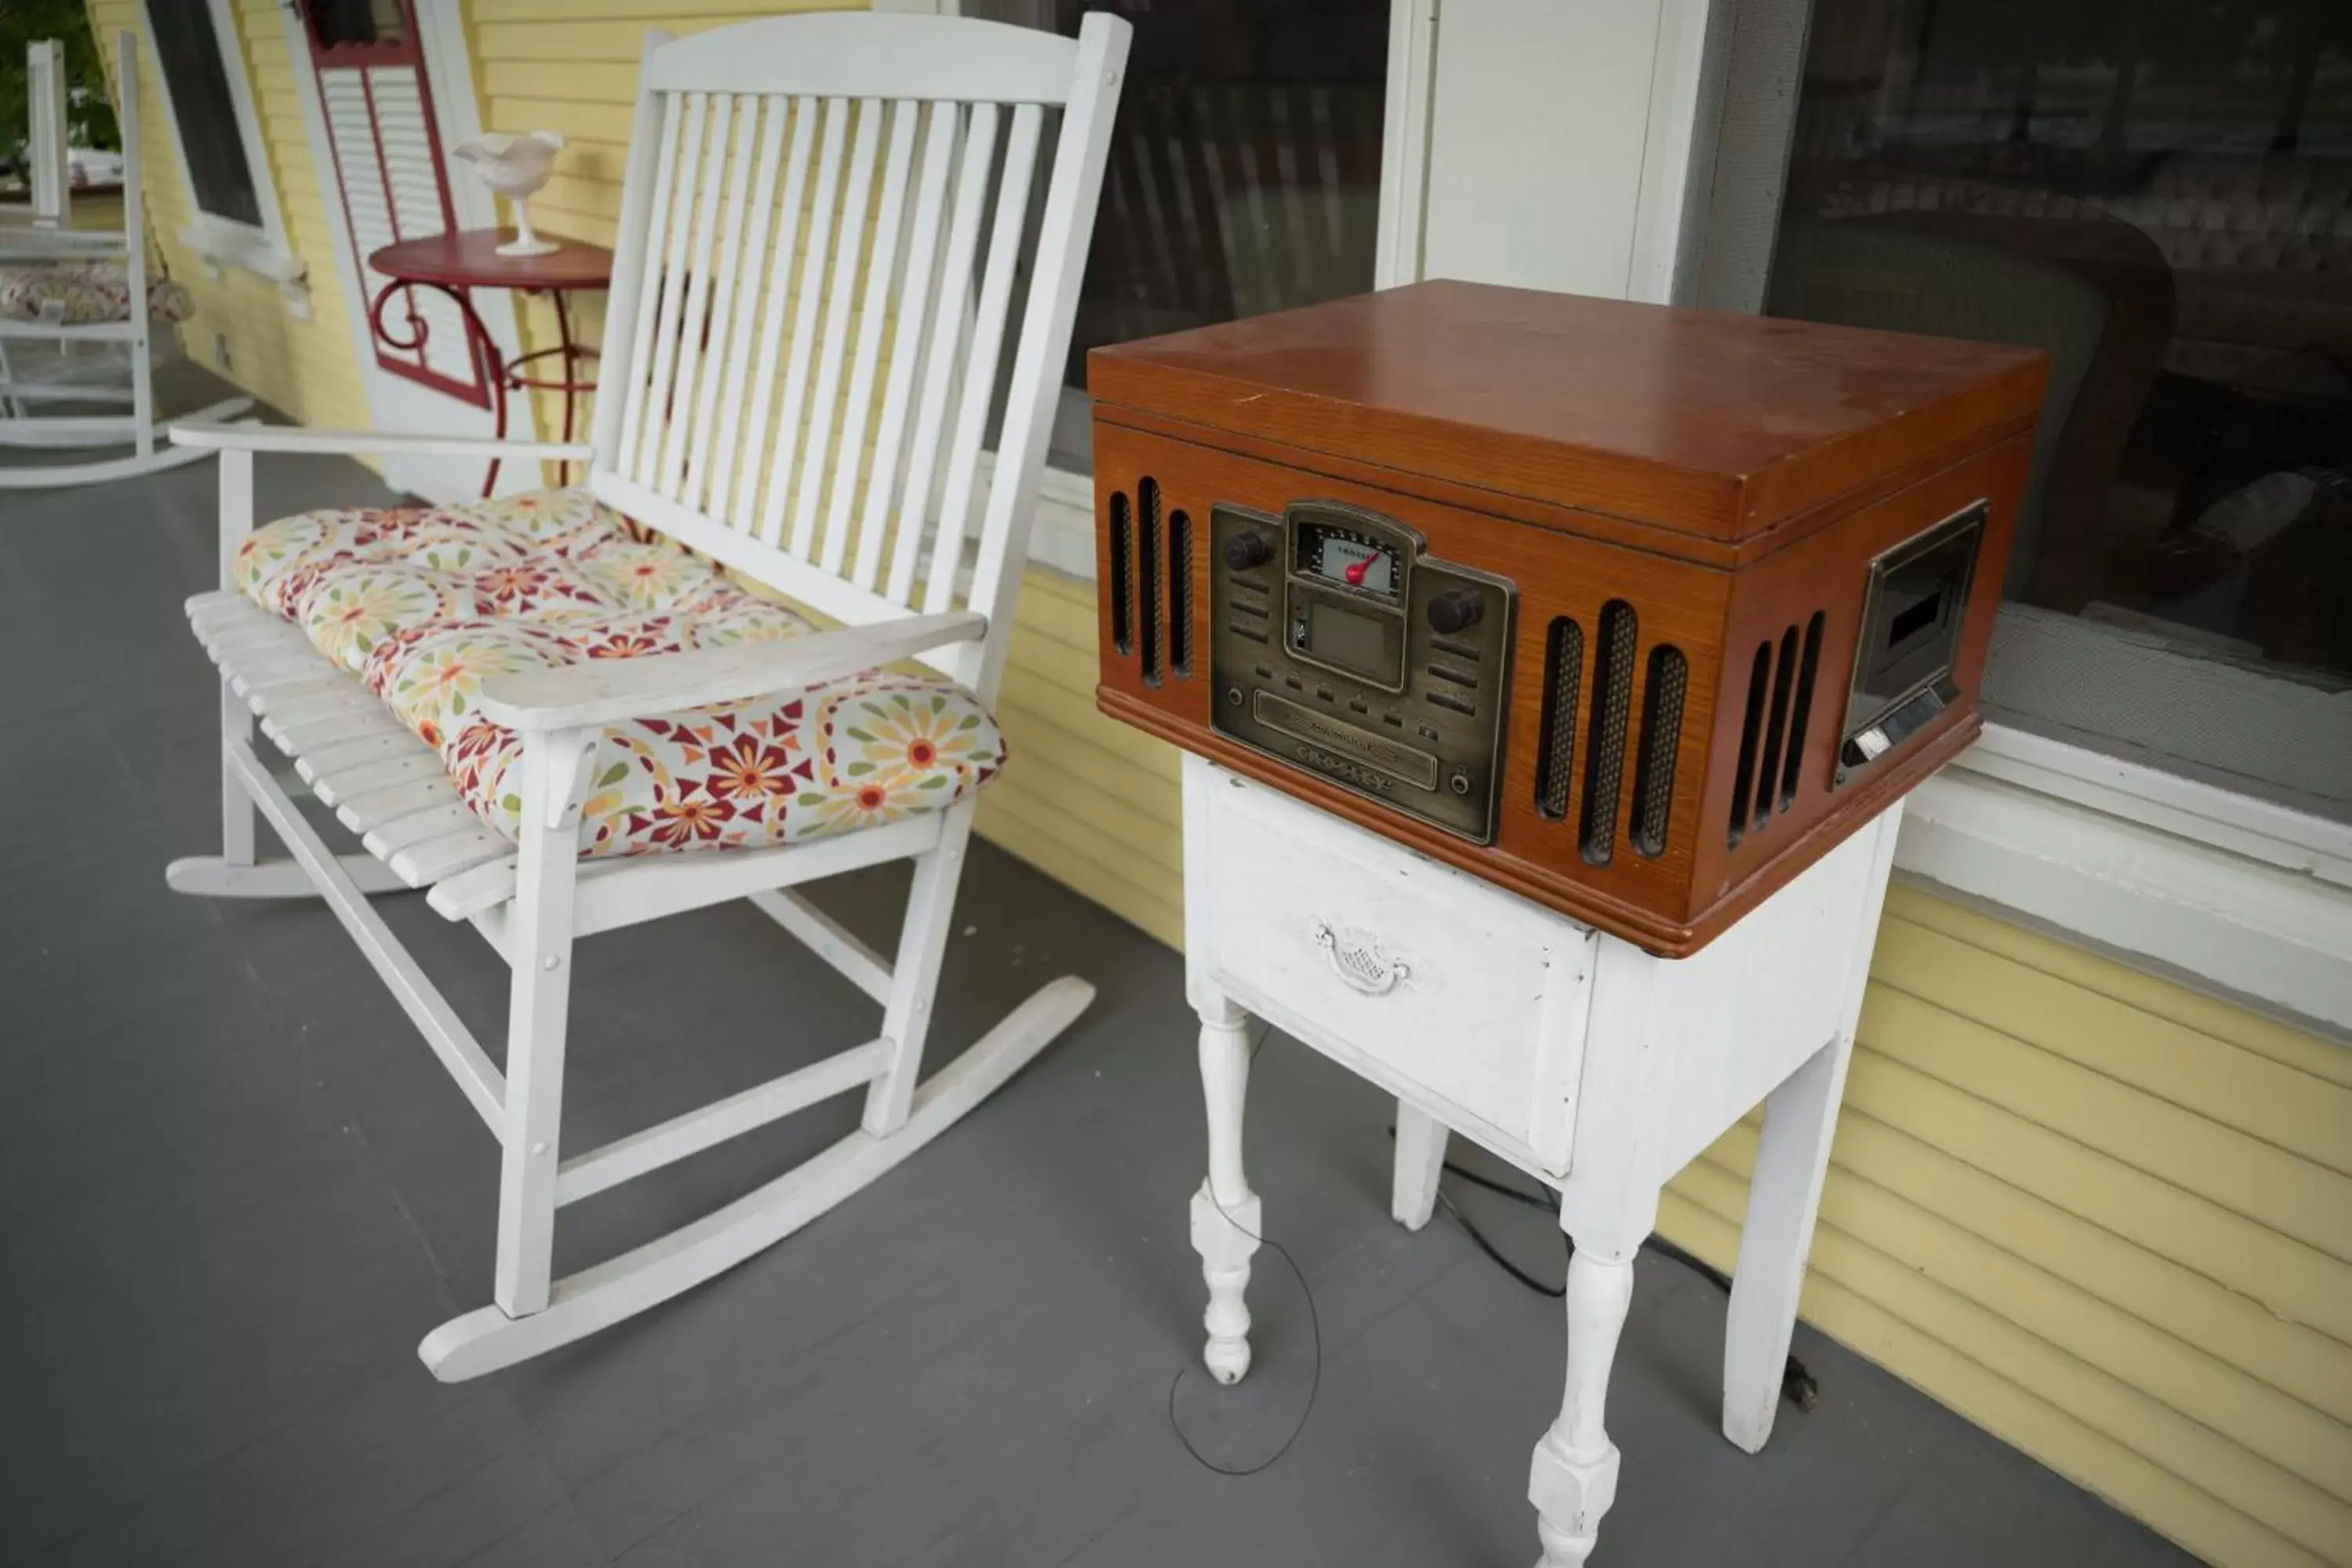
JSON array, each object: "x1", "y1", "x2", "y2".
[
  {"x1": 169, "y1": 422, "x2": 596, "y2": 463},
  {"x1": 479, "y1": 611, "x2": 989, "y2": 733}
]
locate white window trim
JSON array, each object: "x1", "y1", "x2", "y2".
[
  {"x1": 1906, "y1": 726, "x2": 2352, "y2": 1033},
  {"x1": 140, "y1": 0, "x2": 308, "y2": 311}
]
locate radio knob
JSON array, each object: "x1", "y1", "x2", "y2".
[
  {"x1": 1426, "y1": 589, "x2": 1483, "y2": 634},
  {"x1": 1223, "y1": 532, "x2": 1272, "y2": 571}
]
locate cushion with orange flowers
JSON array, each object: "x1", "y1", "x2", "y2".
[{"x1": 234, "y1": 488, "x2": 1005, "y2": 858}]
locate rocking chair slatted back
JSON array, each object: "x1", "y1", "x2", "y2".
[{"x1": 588, "y1": 15, "x2": 1126, "y2": 703}]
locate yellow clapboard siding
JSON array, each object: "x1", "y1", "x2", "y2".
[
  {"x1": 482, "y1": 61, "x2": 642, "y2": 104},
  {"x1": 982, "y1": 754, "x2": 1184, "y2": 886},
  {"x1": 1872, "y1": 915, "x2": 2352, "y2": 1176},
  {"x1": 1885, "y1": 884, "x2": 2352, "y2": 1090},
  {"x1": 1657, "y1": 1191, "x2": 2333, "y2": 1568},
  {"x1": 484, "y1": 96, "x2": 641, "y2": 147},
  {"x1": 993, "y1": 657, "x2": 1182, "y2": 780},
  {"x1": 1813, "y1": 1104, "x2": 2352, "y2": 1427},
  {"x1": 1671, "y1": 1162, "x2": 2352, "y2": 1564},
  {"x1": 529, "y1": 169, "x2": 630, "y2": 225},
  {"x1": 1014, "y1": 564, "x2": 1106, "y2": 649},
  {"x1": 89, "y1": 0, "x2": 372, "y2": 436},
  {"x1": 994, "y1": 697, "x2": 1181, "y2": 832},
  {"x1": 1005, "y1": 610, "x2": 1119, "y2": 702},
  {"x1": 976, "y1": 794, "x2": 1184, "y2": 949},
  {"x1": 1847, "y1": 1047, "x2": 2352, "y2": 1345},
  {"x1": 1860, "y1": 984, "x2": 2352, "y2": 1264},
  {"x1": 1697, "y1": 1117, "x2": 2352, "y2": 1504},
  {"x1": 476, "y1": 21, "x2": 753, "y2": 60}
]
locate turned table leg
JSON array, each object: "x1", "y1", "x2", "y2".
[
  {"x1": 1529, "y1": 1246, "x2": 1635, "y2": 1567},
  {"x1": 1191, "y1": 994, "x2": 1261, "y2": 1385},
  {"x1": 1392, "y1": 1098, "x2": 1449, "y2": 1231}
]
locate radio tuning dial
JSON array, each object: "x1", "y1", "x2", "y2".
[
  {"x1": 1427, "y1": 588, "x2": 1483, "y2": 634},
  {"x1": 1223, "y1": 531, "x2": 1272, "y2": 571}
]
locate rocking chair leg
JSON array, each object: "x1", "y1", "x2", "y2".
[
  {"x1": 222, "y1": 684, "x2": 258, "y2": 867},
  {"x1": 218, "y1": 448, "x2": 258, "y2": 869},
  {"x1": 492, "y1": 733, "x2": 590, "y2": 1319},
  {"x1": 862, "y1": 803, "x2": 975, "y2": 1138}
]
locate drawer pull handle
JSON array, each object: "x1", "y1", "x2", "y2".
[{"x1": 1311, "y1": 920, "x2": 1411, "y2": 996}]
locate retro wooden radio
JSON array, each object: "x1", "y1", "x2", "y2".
[{"x1": 1087, "y1": 280, "x2": 2045, "y2": 956}]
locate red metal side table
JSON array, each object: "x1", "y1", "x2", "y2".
[{"x1": 365, "y1": 228, "x2": 614, "y2": 495}]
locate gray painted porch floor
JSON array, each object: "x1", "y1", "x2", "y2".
[{"x1": 0, "y1": 392, "x2": 2198, "y2": 1566}]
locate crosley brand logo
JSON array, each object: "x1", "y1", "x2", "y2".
[
  {"x1": 1292, "y1": 742, "x2": 1396, "y2": 794},
  {"x1": 1253, "y1": 691, "x2": 1438, "y2": 789}
]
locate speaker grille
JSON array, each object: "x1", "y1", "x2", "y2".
[
  {"x1": 1138, "y1": 477, "x2": 1163, "y2": 687},
  {"x1": 1728, "y1": 642, "x2": 1770, "y2": 848},
  {"x1": 1755, "y1": 626, "x2": 1798, "y2": 826},
  {"x1": 1727, "y1": 610, "x2": 1824, "y2": 847},
  {"x1": 1108, "y1": 489, "x2": 1132, "y2": 657},
  {"x1": 1579, "y1": 600, "x2": 1637, "y2": 865},
  {"x1": 1780, "y1": 611, "x2": 1825, "y2": 809},
  {"x1": 1168, "y1": 506, "x2": 1193, "y2": 678},
  {"x1": 1630, "y1": 645, "x2": 1686, "y2": 858},
  {"x1": 1534, "y1": 616, "x2": 1584, "y2": 819}
]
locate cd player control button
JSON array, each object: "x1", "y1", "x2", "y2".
[{"x1": 1425, "y1": 589, "x2": 1483, "y2": 634}]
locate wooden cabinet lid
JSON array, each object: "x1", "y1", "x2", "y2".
[{"x1": 1087, "y1": 281, "x2": 2048, "y2": 543}]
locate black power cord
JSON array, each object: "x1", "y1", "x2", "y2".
[{"x1": 1398, "y1": 1127, "x2": 1820, "y2": 1414}]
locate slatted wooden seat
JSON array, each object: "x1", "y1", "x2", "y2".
[{"x1": 165, "y1": 11, "x2": 1131, "y2": 1380}]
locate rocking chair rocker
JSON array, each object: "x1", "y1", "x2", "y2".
[{"x1": 167, "y1": 11, "x2": 1131, "y2": 1379}]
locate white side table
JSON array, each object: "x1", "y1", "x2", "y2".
[{"x1": 1180, "y1": 756, "x2": 1902, "y2": 1565}]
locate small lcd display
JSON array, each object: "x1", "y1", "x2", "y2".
[{"x1": 1308, "y1": 599, "x2": 1392, "y2": 682}]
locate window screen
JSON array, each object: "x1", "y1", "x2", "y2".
[
  {"x1": 144, "y1": 2, "x2": 263, "y2": 229},
  {"x1": 965, "y1": 0, "x2": 1391, "y2": 472}
]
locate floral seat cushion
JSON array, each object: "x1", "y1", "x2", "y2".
[
  {"x1": 235, "y1": 488, "x2": 1006, "y2": 859},
  {"x1": 0, "y1": 258, "x2": 194, "y2": 325}
]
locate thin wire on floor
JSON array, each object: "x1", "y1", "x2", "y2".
[{"x1": 1168, "y1": 1018, "x2": 1322, "y2": 1476}]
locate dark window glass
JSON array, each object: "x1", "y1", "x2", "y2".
[
  {"x1": 1766, "y1": 0, "x2": 2352, "y2": 814},
  {"x1": 304, "y1": 0, "x2": 412, "y2": 52},
  {"x1": 145, "y1": 1, "x2": 263, "y2": 228},
  {"x1": 968, "y1": 0, "x2": 1390, "y2": 471}
]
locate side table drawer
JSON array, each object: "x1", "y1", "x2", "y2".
[{"x1": 1185, "y1": 760, "x2": 1597, "y2": 1174}]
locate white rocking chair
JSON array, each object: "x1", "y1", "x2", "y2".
[
  {"x1": 1, "y1": 31, "x2": 251, "y2": 491},
  {"x1": 166, "y1": 11, "x2": 1130, "y2": 1379}
]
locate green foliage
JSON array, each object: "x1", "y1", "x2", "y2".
[{"x1": 1, "y1": 0, "x2": 122, "y2": 169}]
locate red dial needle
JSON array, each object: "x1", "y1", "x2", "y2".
[{"x1": 1345, "y1": 557, "x2": 1370, "y2": 586}]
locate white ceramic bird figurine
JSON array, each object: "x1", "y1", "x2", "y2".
[{"x1": 452, "y1": 131, "x2": 568, "y2": 257}]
